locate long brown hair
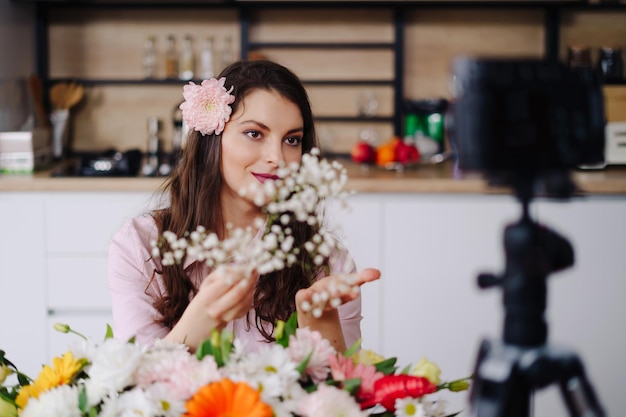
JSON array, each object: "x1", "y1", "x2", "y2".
[{"x1": 152, "y1": 60, "x2": 323, "y2": 341}]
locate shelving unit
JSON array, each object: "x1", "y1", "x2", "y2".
[{"x1": 26, "y1": 0, "x2": 626, "y2": 154}]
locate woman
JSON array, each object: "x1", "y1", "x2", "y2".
[{"x1": 108, "y1": 60, "x2": 380, "y2": 353}]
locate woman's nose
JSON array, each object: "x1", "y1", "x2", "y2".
[{"x1": 264, "y1": 140, "x2": 284, "y2": 166}]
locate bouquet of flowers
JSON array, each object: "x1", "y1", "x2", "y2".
[
  {"x1": 0, "y1": 317, "x2": 470, "y2": 417},
  {"x1": 151, "y1": 148, "x2": 359, "y2": 314}
]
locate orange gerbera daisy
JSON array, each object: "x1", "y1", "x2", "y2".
[{"x1": 184, "y1": 378, "x2": 273, "y2": 417}]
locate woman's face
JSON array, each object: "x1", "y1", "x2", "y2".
[{"x1": 220, "y1": 88, "x2": 304, "y2": 209}]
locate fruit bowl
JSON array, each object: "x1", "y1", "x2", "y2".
[{"x1": 379, "y1": 152, "x2": 452, "y2": 172}]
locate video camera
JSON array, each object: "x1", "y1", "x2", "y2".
[
  {"x1": 451, "y1": 58, "x2": 605, "y2": 197},
  {"x1": 450, "y1": 58, "x2": 607, "y2": 417}
]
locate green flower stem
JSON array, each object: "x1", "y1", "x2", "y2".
[{"x1": 53, "y1": 323, "x2": 88, "y2": 340}]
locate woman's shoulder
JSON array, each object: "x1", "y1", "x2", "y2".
[{"x1": 111, "y1": 214, "x2": 158, "y2": 251}]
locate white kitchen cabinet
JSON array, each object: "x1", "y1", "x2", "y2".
[
  {"x1": 2, "y1": 189, "x2": 625, "y2": 416},
  {"x1": 0, "y1": 194, "x2": 47, "y2": 378},
  {"x1": 43, "y1": 191, "x2": 157, "y2": 359},
  {"x1": 531, "y1": 196, "x2": 626, "y2": 417},
  {"x1": 377, "y1": 193, "x2": 626, "y2": 417},
  {"x1": 328, "y1": 194, "x2": 384, "y2": 352}
]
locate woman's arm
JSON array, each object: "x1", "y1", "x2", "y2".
[
  {"x1": 164, "y1": 265, "x2": 258, "y2": 350},
  {"x1": 295, "y1": 268, "x2": 381, "y2": 352}
]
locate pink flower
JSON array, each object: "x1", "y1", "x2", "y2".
[
  {"x1": 287, "y1": 328, "x2": 336, "y2": 383},
  {"x1": 328, "y1": 354, "x2": 383, "y2": 396},
  {"x1": 298, "y1": 383, "x2": 366, "y2": 417},
  {"x1": 135, "y1": 350, "x2": 221, "y2": 400},
  {"x1": 179, "y1": 77, "x2": 235, "y2": 136}
]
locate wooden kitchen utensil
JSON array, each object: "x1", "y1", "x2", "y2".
[
  {"x1": 50, "y1": 82, "x2": 84, "y2": 110},
  {"x1": 27, "y1": 74, "x2": 49, "y2": 127}
]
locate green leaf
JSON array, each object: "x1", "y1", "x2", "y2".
[
  {"x1": 341, "y1": 377, "x2": 362, "y2": 395},
  {"x1": 374, "y1": 357, "x2": 398, "y2": 375},
  {"x1": 78, "y1": 386, "x2": 88, "y2": 412},
  {"x1": 343, "y1": 338, "x2": 361, "y2": 358},
  {"x1": 16, "y1": 372, "x2": 31, "y2": 386},
  {"x1": 219, "y1": 329, "x2": 234, "y2": 364},
  {"x1": 276, "y1": 312, "x2": 298, "y2": 348},
  {"x1": 296, "y1": 351, "x2": 313, "y2": 375},
  {"x1": 196, "y1": 338, "x2": 214, "y2": 362},
  {"x1": 104, "y1": 324, "x2": 114, "y2": 340},
  {"x1": 400, "y1": 364, "x2": 411, "y2": 374}
]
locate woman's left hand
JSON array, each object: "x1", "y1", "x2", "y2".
[{"x1": 295, "y1": 267, "x2": 381, "y2": 318}]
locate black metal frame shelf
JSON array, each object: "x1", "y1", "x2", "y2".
[
  {"x1": 47, "y1": 78, "x2": 397, "y2": 86},
  {"x1": 32, "y1": 0, "x2": 626, "y2": 139},
  {"x1": 248, "y1": 42, "x2": 396, "y2": 50},
  {"x1": 315, "y1": 116, "x2": 394, "y2": 123}
]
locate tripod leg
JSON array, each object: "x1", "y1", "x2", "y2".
[
  {"x1": 470, "y1": 340, "x2": 532, "y2": 417},
  {"x1": 557, "y1": 355, "x2": 606, "y2": 417}
]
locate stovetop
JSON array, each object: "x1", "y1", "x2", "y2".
[{"x1": 50, "y1": 149, "x2": 143, "y2": 177}]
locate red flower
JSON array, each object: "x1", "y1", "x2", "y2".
[{"x1": 358, "y1": 374, "x2": 437, "y2": 411}]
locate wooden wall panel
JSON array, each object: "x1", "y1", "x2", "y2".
[
  {"x1": 560, "y1": 11, "x2": 626, "y2": 65},
  {"x1": 403, "y1": 9, "x2": 545, "y2": 99},
  {"x1": 49, "y1": 9, "x2": 239, "y2": 79},
  {"x1": 249, "y1": 8, "x2": 394, "y2": 43},
  {"x1": 46, "y1": 7, "x2": 623, "y2": 154},
  {"x1": 70, "y1": 85, "x2": 183, "y2": 153}
]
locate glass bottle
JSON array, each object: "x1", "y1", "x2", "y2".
[
  {"x1": 142, "y1": 36, "x2": 156, "y2": 79},
  {"x1": 220, "y1": 35, "x2": 234, "y2": 72},
  {"x1": 165, "y1": 35, "x2": 179, "y2": 80},
  {"x1": 179, "y1": 34, "x2": 195, "y2": 81},
  {"x1": 597, "y1": 46, "x2": 624, "y2": 83},
  {"x1": 142, "y1": 116, "x2": 161, "y2": 177},
  {"x1": 200, "y1": 36, "x2": 215, "y2": 79}
]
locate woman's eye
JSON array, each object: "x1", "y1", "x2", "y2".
[
  {"x1": 285, "y1": 136, "x2": 302, "y2": 146},
  {"x1": 245, "y1": 130, "x2": 262, "y2": 140}
]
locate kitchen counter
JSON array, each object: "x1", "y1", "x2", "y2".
[{"x1": 2, "y1": 159, "x2": 626, "y2": 195}]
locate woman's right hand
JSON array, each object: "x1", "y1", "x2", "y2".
[{"x1": 165, "y1": 265, "x2": 258, "y2": 350}]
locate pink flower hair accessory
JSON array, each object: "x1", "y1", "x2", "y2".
[{"x1": 179, "y1": 77, "x2": 235, "y2": 136}]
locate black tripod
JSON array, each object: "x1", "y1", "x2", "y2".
[{"x1": 468, "y1": 175, "x2": 606, "y2": 417}]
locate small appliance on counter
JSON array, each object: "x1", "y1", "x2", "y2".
[
  {"x1": 51, "y1": 148, "x2": 142, "y2": 177},
  {"x1": 0, "y1": 128, "x2": 52, "y2": 174}
]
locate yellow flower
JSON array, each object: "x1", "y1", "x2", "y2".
[
  {"x1": 352, "y1": 349, "x2": 385, "y2": 366},
  {"x1": 410, "y1": 356, "x2": 441, "y2": 385},
  {"x1": 184, "y1": 378, "x2": 273, "y2": 417},
  {"x1": 15, "y1": 351, "x2": 86, "y2": 409}
]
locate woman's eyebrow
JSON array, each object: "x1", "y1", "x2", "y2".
[{"x1": 240, "y1": 120, "x2": 303, "y2": 135}]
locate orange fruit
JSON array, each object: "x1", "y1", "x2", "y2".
[
  {"x1": 376, "y1": 146, "x2": 396, "y2": 166},
  {"x1": 376, "y1": 137, "x2": 401, "y2": 166}
]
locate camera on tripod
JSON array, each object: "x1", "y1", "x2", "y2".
[
  {"x1": 450, "y1": 58, "x2": 607, "y2": 417},
  {"x1": 451, "y1": 58, "x2": 605, "y2": 199}
]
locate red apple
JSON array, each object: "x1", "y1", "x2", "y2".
[
  {"x1": 351, "y1": 141, "x2": 377, "y2": 164},
  {"x1": 395, "y1": 141, "x2": 421, "y2": 164}
]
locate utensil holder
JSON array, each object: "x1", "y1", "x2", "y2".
[{"x1": 50, "y1": 109, "x2": 69, "y2": 159}]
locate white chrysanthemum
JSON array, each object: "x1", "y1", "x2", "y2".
[
  {"x1": 225, "y1": 344, "x2": 300, "y2": 400},
  {"x1": 99, "y1": 387, "x2": 160, "y2": 417},
  {"x1": 395, "y1": 397, "x2": 427, "y2": 417},
  {"x1": 298, "y1": 383, "x2": 365, "y2": 417},
  {"x1": 21, "y1": 384, "x2": 81, "y2": 417},
  {"x1": 145, "y1": 383, "x2": 188, "y2": 417},
  {"x1": 87, "y1": 338, "x2": 144, "y2": 395}
]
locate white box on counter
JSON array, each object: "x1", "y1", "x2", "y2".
[{"x1": 0, "y1": 128, "x2": 52, "y2": 173}]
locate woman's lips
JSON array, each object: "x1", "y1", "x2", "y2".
[{"x1": 252, "y1": 173, "x2": 280, "y2": 184}]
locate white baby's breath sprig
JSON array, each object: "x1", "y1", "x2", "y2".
[{"x1": 151, "y1": 148, "x2": 353, "y2": 305}]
